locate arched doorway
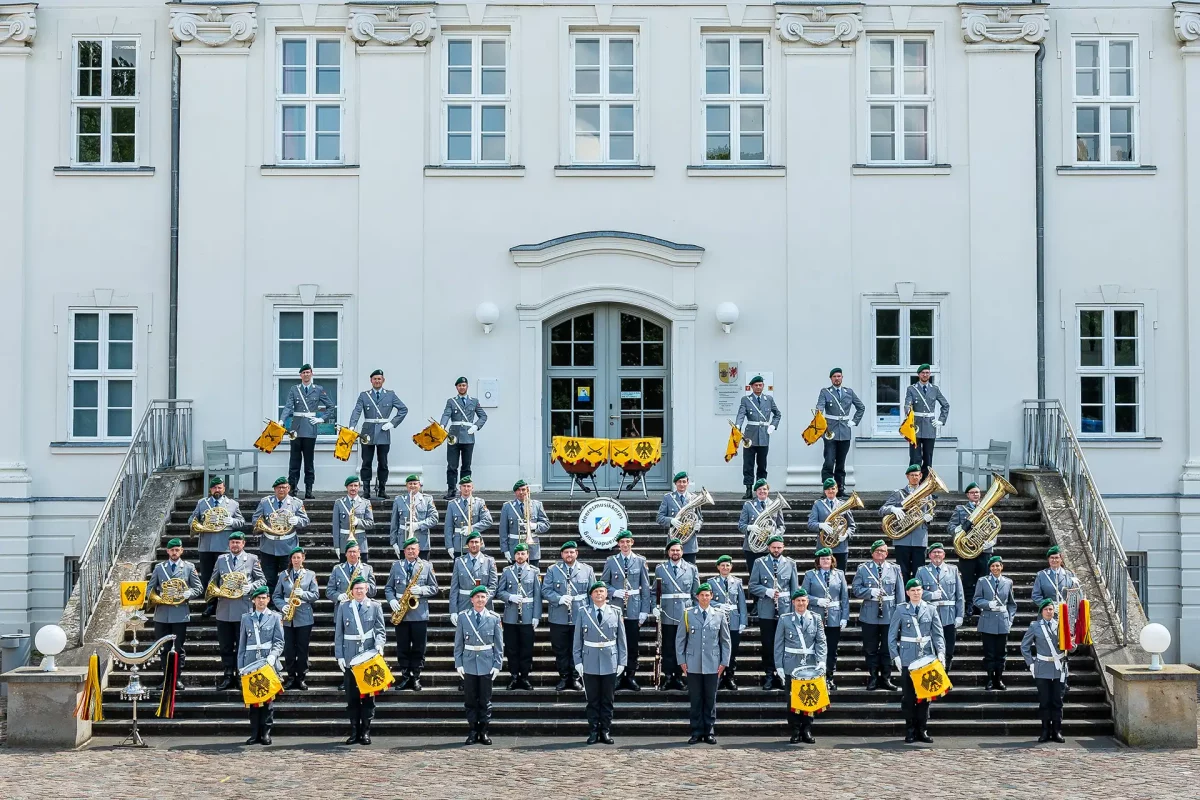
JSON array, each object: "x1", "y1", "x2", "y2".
[{"x1": 543, "y1": 304, "x2": 670, "y2": 491}]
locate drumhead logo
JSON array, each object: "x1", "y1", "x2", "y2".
[{"x1": 577, "y1": 498, "x2": 629, "y2": 550}]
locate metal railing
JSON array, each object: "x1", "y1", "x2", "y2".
[
  {"x1": 1022, "y1": 398, "x2": 1135, "y2": 641},
  {"x1": 76, "y1": 400, "x2": 193, "y2": 638}
]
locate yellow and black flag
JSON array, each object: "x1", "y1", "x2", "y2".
[
  {"x1": 899, "y1": 409, "x2": 918, "y2": 447},
  {"x1": 724, "y1": 422, "x2": 744, "y2": 462},
  {"x1": 801, "y1": 410, "x2": 828, "y2": 446}
]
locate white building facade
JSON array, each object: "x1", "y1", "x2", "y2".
[{"x1": 2, "y1": 0, "x2": 1200, "y2": 658}]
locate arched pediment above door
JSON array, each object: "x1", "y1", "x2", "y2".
[{"x1": 510, "y1": 231, "x2": 704, "y2": 268}]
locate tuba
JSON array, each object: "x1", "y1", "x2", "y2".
[
  {"x1": 953, "y1": 474, "x2": 1017, "y2": 559},
  {"x1": 391, "y1": 562, "x2": 424, "y2": 624},
  {"x1": 204, "y1": 571, "x2": 248, "y2": 601},
  {"x1": 746, "y1": 493, "x2": 792, "y2": 553},
  {"x1": 676, "y1": 488, "x2": 715, "y2": 544},
  {"x1": 191, "y1": 504, "x2": 230, "y2": 534},
  {"x1": 882, "y1": 469, "x2": 948, "y2": 541},
  {"x1": 821, "y1": 491, "x2": 864, "y2": 549},
  {"x1": 147, "y1": 578, "x2": 189, "y2": 607},
  {"x1": 255, "y1": 508, "x2": 295, "y2": 540}
]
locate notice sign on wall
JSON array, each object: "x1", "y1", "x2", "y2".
[{"x1": 714, "y1": 361, "x2": 741, "y2": 415}]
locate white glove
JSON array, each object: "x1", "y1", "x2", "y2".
[
  {"x1": 652, "y1": 608, "x2": 661, "y2": 620},
  {"x1": 891, "y1": 508, "x2": 907, "y2": 522},
  {"x1": 183, "y1": 588, "x2": 196, "y2": 600},
  {"x1": 669, "y1": 517, "x2": 683, "y2": 530},
  {"x1": 894, "y1": 657, "x2": 903, "y2": 672},
  {"x1": 927, "y1": 589, "x2": 943, "y2": 601},
  {"x1": 776, "y1": 668, "x2": 786, "y2": 681},
  {"x1": 954, "y1": 617, "x2": 963, "y2": 627},
  {"x1": 450, "y1": 612, "x2": 459, "y2": 627},
  {"x1": 337, "y1": 658, "x2": 346, "y2": 671},
  {"x1": 531, "y1": 619, "x2": 540, "y2": 629},
  {"x1": 739, "y1": 626, "x2": 747, "y2": 634},
  {"x1": 989, "y1": 600, "x2": 1003, "y2": 612},
  {"x1": 923, "y1": 513, "x2": 934, "y2": 524},
  {"x1": 491, "y1": 668, "x2": 500, "y2": 680},
  {"x1": 389, "y1": 599, "x2": 401, "y2": 612},
  {"x1": 394, "y1": 544, "x2": 402, "y2": 559},
  {"x1": 381, "y1": 421, "x2": 393, "y2": 432},
  {"x1": 932, "y1": 419, "x2": 943, "y2": 428},
  {"x1": 638, "y1": 613, "x2": 647, "y2": 625},
  {"x1": 559, "y1": 596, "x2": 572, "y2": 607},
  {"x1": 467, "y1": 425, "x2": 479, "y2": 435},
  {"x1": 612, "y1": 589, "x2": 627, "y2": 600},
  {"x1": 767, "y1": 425, "x2": 777, "y2": 435},
  {"x1": 693, "y1": 520, "x2": 703, "y2": 532},
  {"x1": 456, "y1": 666, "x2": 465, "y2": 678},
  {"x1": 839, "y1": 620, "x2": 847, "y2": 630},
  {"x1": 575, "y1": 663, "x2": 585, "y2": 676},
  {"x1": 869, "y1": 588, "x2": 881, "y2": 600},
  {"x1": 288, "y1": 515, "x2": 299, "y2": 526},
  {"x1": 767, "y1": 588, "x2": 778, "y2": 600},
  {"x1": 447, "y1": 548, "x2": 455, "y2": 558},
  {"x1": 337, "y1": 593, "x2": 348, "y2": 603},
  {"x1": 819, "y1": 522, "x2": 834, "y2": 535},
  {"x1": 816, "y1": 598, "x2": 830, "y2": 608},
  {"x1": 1029, "y1": 664, "x2": 1037, "y2": 677}
]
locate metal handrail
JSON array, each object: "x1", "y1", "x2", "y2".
[
  {"x1": 76, "y1": 400, "x2": 193, "y2": 639},
  {"x1": 1022, "y1": 398, "x2": 1135, "y2": 641}
]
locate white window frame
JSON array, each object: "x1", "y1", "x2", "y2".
[
  {"x1": 568, "y1": 32, "x2": 640, "y2": 165},
  {"x1": 700, "y1": 34, "x2": 769, "y2": 164},
  {"x1": 865, "y1": 34, "x2": 934, "y2": 165},
  {"x1": 441, "y1": 35, "x2": 512, "y2": 165},
  {"x1": 275, "y1": 34, "x2": 346, "y2": 164},
  {"x1": 1071, "y1": 36, "x2": 1139, "y2": 166},
  {"x1": 66, "y1": 308, "x2": 137, "y2": 440},
  {"x1": 71, "y1": 37, "x2": 141, "y2": 167},
  {"x1": 271, "y1": 306, "x2": 344, "y2": 437},
  {"x1": 867, "y1": 302, "x2": 942, "y2": 436},
  {"x1": 1075, "y1": 306, "x2": 1144, "y2": 437}
]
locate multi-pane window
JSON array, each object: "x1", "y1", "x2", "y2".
[
  {"x1": 1078, "y1": 307, "x2": 1142, "y2": 435},
  {"x1": 278, "y1": 36, "x2": 343, "y2": 163},
  {"x1": 274, "y1": 308, "x2": 341, "y2": 435},
  {"x1": 867, "y1": 36, "x2": 932, "y2": 164},
  {"x1": 570, "y1": 34, "x2": 637, "y2": 163},
  {"x1": 73, "y1": 38, "x2": 138, "y2": 166},
  {"x1": 549, "y1": 313, "x2": 595, "y2": 367},
  {"x1": 702, "y1": 36, "x2": 767, "y2": 163},
  {"x1": 1073, "y1": 38, "x2": 1138, "y2": 165},
  {"x1": 68, "y1": 310, "x2": 135, "y2": 439},
  {"x1": 549, "y1": 312, "x2": 597, "y2": 437},
  {"x1": 443, "y1": 36, "x2": 510, "y2": 163},
  {"x1": 870, "y1": 305, "x2": 938, "y2": 432}
]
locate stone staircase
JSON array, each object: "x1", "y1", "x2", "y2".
[{"x1": 92, "y1": 490, "x2": 1113, "y2": 738}]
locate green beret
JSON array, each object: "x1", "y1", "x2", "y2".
[
  {"x1": 871, "y1": 539, "x2": 887, "y2": 552},
  {"x1": 290, "y1": 546, "x2": 304, "y2": 555},
  {"x1": 344, "y1": 541, "x2": 360, "y2": 552},
  {"x1": 822, "y1": 478, "x2": 837, "y2": 490},
  {"x1": 369, "y1": 369, "x2": 384, "y2": 378},
  {"x1": 513, "y1": 543, "x2": 529, "y2": 553},
  {"x1": 560, "y1": 540, "x2": 578, "y2": 551},
  {"x1": 250, "y1": 585, "x2": 270, "y2": 598},
  {"x1": 766, "y1": 535, "x2": 784, "y2": 545},
  {"x1": 791, "y1": 588, "x2": 808, "y2": 600},
  {"x1": 350, "y1": 575, "x2": 367, "y2": 587},
  {"x1": 926, "y1": 542, "x2": 945, "y2": 554},
  {"x1": 513, "y1": 480, "x2": 528, "y2": 491},
  {"x1": 696, "y1": 583, "x2": 713, "y2": 594},
  {"x1": 299, "y1": 363, "x2": 312, "y2": 373},
  {"x1": 665, "y1": 538, "x2": 682, "y2": 551},
  {"x1": 988, "y1": 555, "x2": 1004, "y2": 565},
  {"x1": 917, "y1": 363, "x2": 931, "y2": 372},
  {"x1": 672, "y1": 471, "x2": 688, "y2": 482},
  {"x1": 753, "y1": 479, "x2": 768, "y2": 490},
  {"x1": 345, "y1": 475, "x2": 360, "y2": 487},
  {"x1": 470, "y1": 584, "x2": 489, "y2": 597},
  {"x1": 716, "y1": 555, "x2": 733, "y2": 565},
  {"x1": 588, "y1": 580, "x2": 606, "y2": 594},
  {"x1": 163, "y1": 538, "x2": 181, "y2": 549},
  {"x1": 208, "y1": 476, "x2": 224, "y2": 488},
  {"x1": 405, "y1": 474, "x2": 420, "y2": 483},
  {"x1": 1039, "y1": 598, "x2": 1056, "y2": 610},
  {"x1": 273, "y1": 477, "x2": 288, "y2": 488},
  {"x1": 906, "y1": 464, "x2": 921, "y2": 475},
  {"x1": 905, "y1": 578, "x2": 921, "y2": 590},
  {"x1": 228, "y1": 531, "x2": 245, "y2": 541},
  {"x1": 465, "y1": 531, "x2": 482, "y2": 542},
  {"x1": 815, "y1": 547, "x2": 832, "y2": 557},
  {"x1": 965, "y1": 482, "x2": 979, "y2": 492},
  {"x1": 616, "y1": 530, "x2": 633, "y2": 541},
  {"x1": 749, "y1": 375, "x2": 764, "y2": 384},
  {"x1": 459, "y1": 475, "x2": 473, "y2": 485},
  {"x1": 403, "y1": 537, "x2": 419, "y2": 548},
  {"x1": 1046, "y1": 546, "x2": 1060, "y2": 557},
  {"x1": 829, "y1": 367, "x2": 842, "y2": 378},
  {"x1": 455, "y1": 376, "x2": 468, "y2": 385}
]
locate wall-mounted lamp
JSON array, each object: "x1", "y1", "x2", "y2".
[
  {"x1": 475, "y1": 302, "x2": 500, "y2": 334},
  {"x1": 715, "y1": 302, "x2": 739, "y2": 334}
]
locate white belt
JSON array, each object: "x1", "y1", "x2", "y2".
[
  {"x1": 344, "y1": 632, "x2": 372, "y2": 641},
  {"x1": 744, "y1": 421, "x2": 767, "y2": 427},
  {"x1": 784, "y1": 646, "x2": 813, "y2": 655},
  {"x1": 913, "y1": 412, "x2": 935, "y2": 418},
  {"x1": 585, "y1": 640, "x2": 616, "y2": 648},
  {"x1": 465, "y1": 644, "x2": 491, "y2": 652},
  {"x1": 246, "y1": 642, "x2": 272, "y2": 650},
  {"x1": 563, "y1": 594, "x2": 584, "y2": 602},
  {"x1": 661, "y1": 593, "x2": 689, "y2": 600},
  {"x1": 826, "y1": 415, "x2": 850, "y2": 421},
  {"x1": 1037, "y1": 654, "x2": 1061, "y2": 662},
  {"x1": 363, "y1": 418, "x2": 389, "y2": 424},
  {"x1": 450, "y1": 421, "x2": 472, "y2": 428},
  {"x1": 294, "y1": 412, "x2": 317, "y2": 419},
  {"x1": 930, "y1": 600, "x2": 956, "y2": 607},
  {"x1": 509, "y1": 597, "x2": 533, "y2": 604},
  {"x1": 900, "y1": 636, "x2": 930, "y2": 644},
  {"x1": 878, "y1": 597, "x2": 896, "y2": 603}
]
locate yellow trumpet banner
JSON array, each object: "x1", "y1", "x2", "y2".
[
  {"x1": 801, "y1": 411, "x2": 829, "y2": 446},
  {"x1": 351, "y1": 653, "x2": 395, "y2": 697},
  {"x1": 911, "y1": 659, "x2": 953, "y2": 702},
  {"x1": 254, "y1": 420, "x2": 287, "y2": 454},
  {"x1": 790, "y1": 676, "x2": 831, "y2": 715},
  {"x1": 412, "y1": 421, "x2": 449, "y2": 452},
  {"x1": 899, "y1": 409, "x2": 918, "y2": 447},
  {"x1": 724, "y1": 427, "x2": 744, "y2": 462},
  {"x1": 241, "y1": 663, "x2": 284, "y2": 707},
  {"x1": 610, "y1": 438, "x2": 662, "y2": 470},
  {"x1": 119, "y1": 581, "x2": 147, "y2": 609},
  {"x1": 333, "y1": 427, "x2": 359, "y2": 462},
  {"x1": 550, "y1": 437, "x2": 610, "y2": 468}
]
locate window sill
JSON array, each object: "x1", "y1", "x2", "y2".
[
  {"x1": 852, "y1": 164, "x2": 952, "y2": 176},
  {"x1": 53, "y1": 166, "x2": 155, "y2": 176},
  {"x1": 554, "y1": 165, "x2": 655, "y2": 177},
  {"x1": 260, "y1": 165, "x2": 361, "y2": 176},
  {"x1": 1078, "y1": 437, "x2": 1163, "y2": 449},
  {"x1": 424, "y1": 165, "x2": 526, "y2": 177},
  {"x1": 686, "y1": 165, "x2": 785, "y2": 177},
  {"x1": 1056, "y1": 165, "x2": 1157, "y2": 176},
  {"x1": 49, "y1": 441, "x2": 133, "y2": 454},
  {"x1": 854, "y1": 436, "x2": 959, "y2": 449}
]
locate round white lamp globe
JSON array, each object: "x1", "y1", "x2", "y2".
[
  {"x1": 1139, "y1": 622, "x2": 1171, "y2": 671},
  {"x1": 35, "y1": 624, "x2": 68, "y2": 672},
  {"x1": 475, "y1": 302, "x2": 500, "y2": 334},
  {"x1": 715, "y1": 302, "x2": 739, "y2": 334}
]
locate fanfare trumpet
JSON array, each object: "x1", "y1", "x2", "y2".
[
  {"x1": 727, "y1": 420, "x2": 752, "y2": 449},
  {"x1": 334, "y1": 424, "x2": 371, "y2": 462}
]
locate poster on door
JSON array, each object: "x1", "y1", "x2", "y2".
[{"x1": 714, "y1": 361, "x2": 741, "y2": 415}]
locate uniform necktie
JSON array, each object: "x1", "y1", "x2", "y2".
[
  {"x1": 623, "y1": 556, "x2": 630, "y2": 571},
  {"x1": 934, "y1": 566, "x2": 941, "y2": 581},
  {"x1": 701, "y1": 609, "x2": 708, "y2": 623},
  {"x1": 672, "y1": 564, "x2": 678, "y2": 578},
  {"x1": 374, "y1": 390, "x2": 381, "y2": 402},
  {"x1": 169, "y1": 562, "x2": 177, "y2": 575},
  {"x1": 596, "y1": 609, "x2": 602, "y2": 625},
  {"x1": 357, "y1": 602, "x2": 364, "y2": 615},
  {"x1": 474, "y1": 611, "x2": 482, "y2": 627},
  {"x1": 255, "y1": 612, "x2": 262, "y2": 624},
  {"x1": 822, "y1": 570, "x2": 829, "y2": 583},
  {"x1": 292, "y1": 570, "x2": 298, "y2": 581}
]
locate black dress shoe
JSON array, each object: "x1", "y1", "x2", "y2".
[
  {"x1": 801, "y1": 730, "x2": 815, "y2": 744},
  {"x1": 1038, "y1": 729, "x2": 1051, "y2": 743},
  {"x1": 687, "y1": 735, "x2": 701, "y2": 744},
  {"x1": 826, "y1": 679, "x2": 837, "y2": 692},
  {"x1": 395, "y1": 674, "x2": 412, "y2": 691},
  {"x1": 345, "y1": 731, "x2": 359, "y2": 744},
  {"x1": 881, "y1": 678, "x2": 900, "y2": 691},
  {"x1": 572, "y1": 677, "x2": 585, "y2": 691},
  {"x1": 477, "y1": 729, "x2": 492, "y2": 745},
  {"x1": 625, "y1": 676, "x2": 641, "y2": 691},
  {"x1": 725, "y1": 677, "x2": 738, "y2": 691},
  {"x1": 1051, "y1": 731, "x2": 1065, "y2": 743},
  {"x1": 704, "y1": 734, "x2": 717, "y2": 745},
  {"x1": 761, "y1": 676, "x2": 774, "y2": 691},
  {"x1": 284, "y1": 677, "x2": 297, "y2": 691},
  {"x1": 507, "y1": 677, "x2": 520, "y2": 690},
  {"x1": 904, "y1": 731, "x2": 916, "y2": 744},
  {"x1": 245, "y1": 736, "x2": 259, "y2": 745},
  {"x1": 995, "y1": 677, "x2": 1007, "y2": 691},
  {"x1": 175, "y1": 681, "x2": 186, "y2": 691},
  {"x1": 917, "y1": 731, "x2": 933, "y2": 744},
  {"x1": 985, "y1": 677, "x2": 996, "y2": 691},
  {"x1": 741, "y1": 487, "x2": 753, "y2": 500},
  {"x1": 297, "y1": 680, "x2": 308, "y2": 691},
  {"x1": 772, "y1": 676, "x2": 786, "y2": 691},
  {"x1": 377, "y1": 489, "x2": 389, "y2": 500},
  {"x1": 444, "y1": 491, "x2": 457, "y2": 501},
  {"x1": 789, "y1": 730, "x2": 801, "y2": 744},
  {"x1": 359, "y1": 734, "x2": 372, "y2": 746},
  {"x1": 598, "y1": 730, "x2": 614, "y2": 745},
  {"x1": 202, "y1": 605, "x2": 216, "y2": 618},
  {"x1": 555, "y1": 678, "x2": 568, "y2": 692},
  {"x1": 464, "y1": 732, "x2": 477, "y2": 745},
  {"x1": 517, "y1": 677, "x2": 534, "y2": 691},
  {"x1": 216, "y1": 674, "x2": 234, "y2": 691},
  {"x1": 410, "y1": 677, "x2": 423, "y2": 691},
  {"x1": 866, "y1": 676, "x2": 879, "y2": 691},
  {"x1": 261, "y1": 734, "x2": 273, "y2": 746},
  {"x1": 586, "y1": 731, "x2": 599, "y2": 745}
]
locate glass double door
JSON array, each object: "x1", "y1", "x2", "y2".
[{"x1": 544, "y1": 305, "x2": 670, "y2": 491}]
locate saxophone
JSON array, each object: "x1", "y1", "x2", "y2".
[
  {"x1": 953, "y1": 474, "x2": 1017, "y2": 559},
  {"x1": 338, "y1": 563, "x2": 362, "y2": 602},
  {"x1": 391, "y1": 562, "x2": 423, "y2": 624},
  {"x1": 820, "y1": 492, "x2": 864, "y2": 549},
  {"x1": 882, "y1": 469, "x2": 948, "y2": 541},
  {"x1": 282, "y1": 569, "x2": 305, "y2": 623},
  {"x1": 675, "y1": 488, "x2": 715, "y2": 544},
  {"x1": 746, "y1": 493, "x2": 792, "y2": 553}
]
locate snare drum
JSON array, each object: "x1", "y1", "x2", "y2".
[{"x1": 908, "y1": 654, "x2": 952, "y2": 702}]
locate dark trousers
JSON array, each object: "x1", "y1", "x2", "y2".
[
  {"x1": 1036, "y1": 677, "x2": 1065, "y2": 727},
  {"x1": 788, "y1": 710, "x2": 815, "y2": 731},
  {"x1": 359, "y1": 444, "x2": 390, "y2": 493},
  {"x1": 288, "y1": 436, "x2": 317, "y2": 490},
  {"x1": 831, "y1": 552, "x2": 848, "y2": 572},
  {"x1": 623, "y1": 619, "x2": 641, "y2": 677},
  {"x1": 682, "y1": 552, "x2": 697, "y2": 565},
  {"x1": 861, "y1": 622, "x2": 891, "y2": 677},
  {"x1": 895, "y1": 545, "x2": 923, "y2": 584},
  {"x1": 909, "y1": 437, "x2": 936, "y2": 481},
  {"x1": 743, "y1": 550, "x2": 762, "y2": 576},
  {"x1": 661, "y1": 624, "x2": 681, "y2": 679},
  {"x1": 395, "y1": 620, "x2": 429, "y2": 673},
  {"x1": 283, "y1": 625, "x2": 312, "y2": 678},
  {"x1": 728, "y1": 628, "x2": 741, "y2": 677},
  {"x1": 981, "y1": 632, "x2": 1008, "y2": 674},
  {"x1": 943, "y1": 624, "x2": 957, "y2": 671},
  {"x1": 344, "y1": 671, "x2": 376, "y2": 731},
  {"x1": 446, "y1": 442, "x2": 475, "y2": 492},
  {"x1": 759, "y1": 618, "x2": 778, "y2": 676},
  {"x1": 504, "y1": 624, "x2": 535, "y2": 677},
  {"x1": 216, "y1": 620, "x2": 239, "y2": 672},
  {"x1": 900, "y1": 668, "x2": 931, "y2": 732},
  {"x1": 742, "y1": 444, "x2": 768, "y2": 486},
  {"x1": 549, "y1": 622, "x2": 574, "y2": 678},
  {"x1": 153, "y1": 621, "x2": 188, "y2": 676},
  {"x1": 958, "y1": 553, "x2": 989, "y2": 616},
  {"x1": 583, "y1": 672, "x2": 616, "y2": 732},
  {"x1": 463, "y1": 672, "x2": 493, "y2": 730},
  {"x1": 258, "y1": 552, "x2": 285, "y2": 595},
  {"x1": 822, "y1": 438, "x2": 852, "y2": 493},
  {"x1": 248, "y1": 702, "x2": 274, "y2": 740},
  {"x1": 824, "y1": 626, "x2": 841, "y2": 678},
  {"x1": 687, "y1": 671, "x2": 720, "y2": 735}
]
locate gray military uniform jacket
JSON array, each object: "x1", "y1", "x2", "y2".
[
  {"x1": 657, "y1": 491, "x2": 704, "y2": 556},
  {"x1": 212, "y1": 551, "x2": 267, "y2": 623},
  {"x1": 774, "y1": 610, "x2": 828, "y2": 678},
  {"x1": 881, "y1": 485, "x2": 931, "y2": 548},
  {"x1": 439, "y1": 394, "x2": 488, "y2": 445},
  {"x1": 916, "y1": 563, "x2": 965, "y2": 627},
  {"x1": 443, "y1": 496, "x2": 493, "y2": 555},
  {"x1": 542, "y1": 560, "x2": 597, "y2": 625},
  {"x1": 326, "y1": 561, "x2": 378, "y2": 602},
  {"x1": 707, "y1": 574, "x2": 748, "y2": 631},
  {"x1": 1021, "y1": 618, "x2": 1070, "y2": 680},
  {"x1": 902, "y1": 381, "x2": 949, "y2": 439},
  {"x1": 887, "y1": 601, "x2": 947, "y2": 667},
  {"x1": 390, "y1": 492, "x2": 439, "y2": 553},
  {"x1": 332, "y1": 495, "x2": 374, "y2": 556},
  {"x1": 333, "y1": 599, "x2": 387, "y2": 663},
  {"x1": 807, "y1": 497, "x2": 854, "y2": 555},
  {"x1": 282, "y1": 381, "x2": 334, "y2": 439},
  {"x1": 739, "y1": 499, "x2": 785, "y2": 552},
  {"x1": 852, "y1": 560, "x2": 905, "y2": 625},
  {"x1": 653, "y1": 560, "x2": 699, "y2": 625},
  {"x1": 271, "y1": 567, "x2": 320, "y2": 628},
  {"x1": 454, "y1": 608, "x2": 504, "y2": 675},
  {"x1": 815, "y1": 385, "x2": 865, "y2": 441},
  {"x1": 573, "y1": 603, "x2": 628, "y2": 675},
  {"x1": 601, "y1": 552, "x2": 652, "y2": 620},
  {"x1": 801, "y1": 568, "x2": 850, "y2": 628},
  {"x1": 147, "y1": 559, "x2": 203, "y2": 624},
  {"x1": 237, "y1": 609, "x2": 285, "y2": 672},
  {"x1": 251, "y1": 495, "x2": 310, "y2": 557},
  {"x1": 497, "y1": 562, "x2": 542, "y2": 625},
  {"x1": 973, "y1": 575, "x2": 1018, "y2": 634},
  {"x1": 498, "y1": 499, "x2": 550, "y2": 562},
  {"x1": 449, "y1": 553, "x2": 499, "y2": 614},
  {"x1": 676, "y1": 604, "x2": 731, "y2": 674},
  {"x1": 1031, "y1": 567, "x2": 1079, "y2": 607},
  {"x1": 189, "y1": 495, "x2": 245, "y2": 554},
  {"x1": 347, "y1": 388, "x2": 407, "y2": 445},
  {"x1": 734, "y1": 391, "x2": 782, "y2": 447},
  {"x1": 384, "y1": 558, "x2": 439, "y2": 623},
  {"x1": 947, "y1": 502, "x2": 991, "y2": 556},
  {"x1": 748, "y1": 554, "x2": 800, "y2": 620}
]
